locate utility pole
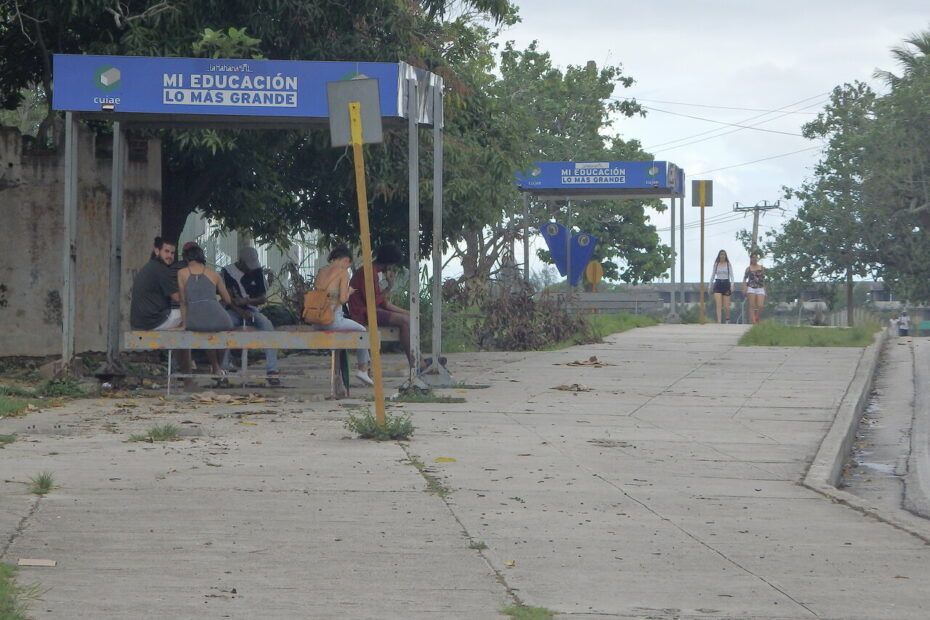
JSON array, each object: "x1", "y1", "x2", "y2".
[{"x1": 733, "y1": 200, "x2": 781, "y2": 253}]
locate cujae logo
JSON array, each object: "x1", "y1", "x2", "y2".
[{"x1": 94, "y1": 66, "x2": 121, "y2": 92}]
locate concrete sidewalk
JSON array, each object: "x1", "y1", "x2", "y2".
[{"x1": 2, "y1": 325, "x2": 930, "y2": 619}]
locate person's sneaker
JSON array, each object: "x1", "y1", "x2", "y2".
[
  {"x1": 266, "y1": 370, "x2": 281, "y2": 386},
  {"x1": 355, "y1": 370, "x2": 375, "y2": 386}
]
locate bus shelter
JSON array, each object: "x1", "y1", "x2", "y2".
[
  {"x1": 516, "y1": 160, "x2": 687, "y2": 313},
  {"x1": 51, "y1": 53, "x2": 450, "y2": 383}
]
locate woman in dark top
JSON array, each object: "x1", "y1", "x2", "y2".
[
  {"x1": 177, "y1": 242, "x2": 235, "y2": 376},
  {"x1": 743, "y1": 253, "x2": 766, "y2": 324}
]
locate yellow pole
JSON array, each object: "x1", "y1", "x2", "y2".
[
  {"x1": 698, "y1": 182, "x2": 706, "y2": 324},
  {"x1": 349, "y1": 102, "x2": 386, "y2": 425}
]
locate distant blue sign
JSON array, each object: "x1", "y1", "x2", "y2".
[
  {"x1": 52, "y1": 54, "x2": 403, "y2": 119},
  {"x1": 516, "y1": 161, "x2": 684, "y2": 196},
  {"x1": 569, "y1": 232, "x2": 597, "y2": 287},
  {"x1": 540, "y1": 222, "x2": 598, "y2": 286},
  {"x1": 541, "y1": 222, "x2": 570, "y2": 276}
]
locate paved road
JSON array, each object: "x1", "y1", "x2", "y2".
[{"x1": 2, "y1": 325, "x2": 929, "y2": 619}]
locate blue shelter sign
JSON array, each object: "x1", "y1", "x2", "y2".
[
  {"x1": 52, "y1": 54, "x2": 434, "y2": 122},
  {"x1": 516, "y1": 161, "x2": 684, "y2": 198}
]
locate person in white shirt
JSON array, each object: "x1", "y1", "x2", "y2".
[
  {"x1": 709, "y1": 249, "x2": 734, "y2": 323},
  {"x1": 898, "y1": 311, "x2": 911, "y2": 337}
]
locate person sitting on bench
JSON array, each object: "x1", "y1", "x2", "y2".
[
  {"x1": 313, "y1": 245, "x2": 374, "y2": 386},
  {"x1": 348, "y1": 244, "x2": 418, "y2": 372},
  {"x1": 130, "y1": 236, "x2": 192, "y2": 375},
  {"x1": 221, "y1": 247, "x2": 280, "y2": 385},
  {"x1": 177, "y1": 242, "x2": 235, "y2": 378}
]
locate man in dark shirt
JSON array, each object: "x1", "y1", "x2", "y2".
[
  {"x1": 130, "y1": 237, "x2": 191, "y2": 379},
  {"x1": 130, "y1": 237, "x2": 181, "y2": 330},
  {"x1": 221, "y1": 247, "x2": 279, "y2": 383}
]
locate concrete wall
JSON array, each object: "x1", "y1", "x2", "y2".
[{"x1": 0, "y1": 125, "x2": 161, "y2": 357}]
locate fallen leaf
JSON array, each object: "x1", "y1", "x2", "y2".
[
  {"x1": 504, "y1": 559, "x2": 516, "y2": 568},
  {"x1": 433, "y1": 457, "x2": 457, "y2": 463}
]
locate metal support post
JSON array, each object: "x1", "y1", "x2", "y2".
[
  {"x1": 680, "y1": 195, "x2": 685, "y2": 305},
  {"x1": 423, "y1": 82, "x2": 452, "y2": 387},
  {"x1": 62, "y1": 112, "x2": 79, "y2": 366},
  {"x1": 565, "y1": 199, "x2": 572, "y2": 294},
  {"x1": 106, "y1": 122, "x2": 126, "y2": 369},
  {"x1": 405, "y1": 78, "x2": 426, "y2": 389},
  {"x1": 670, "y1": 196, "x2": 677, "y2": 316},
  {"x1": 523, "y1": 193, "x2": 530, "y2": 284}
]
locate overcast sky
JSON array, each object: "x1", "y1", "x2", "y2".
[{"x1": 498, "y1": 0, "x2": 929, "y2": 282}]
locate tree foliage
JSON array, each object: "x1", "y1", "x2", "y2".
[{"x1": 764, "y1": 29, "x2": 930, "y2": 308}]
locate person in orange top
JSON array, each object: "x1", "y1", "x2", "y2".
[{"x1": 347, "y1": 244, "x2": 414, "y2": 369}]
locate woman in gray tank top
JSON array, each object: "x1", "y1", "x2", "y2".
[{"x1": 177, "y1": 242, "x2": 235, "y2": 376}]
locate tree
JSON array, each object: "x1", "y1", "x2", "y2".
[
  {"x1": 0, "y1": 0, "x2": 515, "y2": 246},
  {"x1": 764, "y1": 82, "x2": 877, "y2": 325},
  {"x1": 442, "y1": 40, "x2": 668, "y2": 284},
  {"x1": 863, "y1": 31, "x2": 930, "y2": 300}
]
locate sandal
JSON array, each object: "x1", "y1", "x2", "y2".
[{"x1": 266, "y1": 370, "x2": 281, "y2": 386}]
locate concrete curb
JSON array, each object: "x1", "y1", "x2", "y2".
[
  {"x1": 904, "y1": 340, "x2": 930, "y2": 518},
  {"x1": 803, "y1": 330, "x2": 930, "y2": 542}
]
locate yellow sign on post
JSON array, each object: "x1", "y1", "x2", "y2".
[
  {"x1": 692, "y1": 180, "x2": 713, "y2": 324},
  {"x1": 585, "y1": 260, "x2": 604, "y2": 291},
  {"x1": 328, "y1": 78, "x2": 386, "y2": 425}
]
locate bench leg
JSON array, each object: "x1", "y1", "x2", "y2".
[{"x1": 167, "y1": 349, "x2": 172, "y2": 398}]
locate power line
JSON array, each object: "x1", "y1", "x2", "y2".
[
  {"x1": 639, "y1": 92, "x2": 829, "y2": 151},
  {"x1": 691, "y1": 145, "x2": 822, "y2": 175},
  {"x1": 646, "y1": 98, "x2": 829, "y2": 153},
  {"x1": 641, "y1": 105, "x2": 805, "y2": 137},
  {"x1": 621, "y1": 97, "x2": 820, "y2": 115}
]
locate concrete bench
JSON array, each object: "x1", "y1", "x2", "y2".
[{"x1": 123, "y1": 325, "x2": 400, "y2": 395}]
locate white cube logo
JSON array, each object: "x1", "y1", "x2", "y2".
[{"x1": 99, "y1": 67, "x2": 121, "y2": 87}]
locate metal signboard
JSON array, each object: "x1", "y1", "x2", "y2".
[
  {"x1": 516, "y1": 160, "x2": 684, "y2": 196},
  {"x1": 327, "y1": 79, "x2": 384, "y2": 147},
  {"x1": 52, "y1": 54, "x2": 403, "y2": 119},
  {"x1": 692, "y1": 180, "x2": 713, "y2": 207}
]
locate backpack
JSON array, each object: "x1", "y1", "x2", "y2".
[{"x1": 302, "y1": 289, "x2": 334, "y2": 325}]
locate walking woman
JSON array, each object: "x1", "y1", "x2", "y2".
[
  {"x1": 709, "y1": 249, "x2": 734, "y2": 323},
  {"x1": 313, "y1": 245, "x2": 374, "y2": 386},
  {"x1": 743, "y1": 253, "x2": 766, "y2": 324},
  {"x1": 177, "y1": 242, "x2": 235, "y2": 376}
]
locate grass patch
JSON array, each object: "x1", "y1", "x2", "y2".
[
  {"x1": 545, "y1": 312, "x2": 658, "y2": 350},
  {"x1": 738, "y1": 320, "x2": 880, "y2": 347},
  {"x1": 0, "y1": 385, "x2": 36, "y2": 398},
  {"x1": 407, "y1": 455, "x2": 451, "y2": 497},
  {"x1": 29, "y1": 472, "x2": 54, "y2": 496},
  {"x1": 0, "y1": 396, "x2": 29, "y2": 417},
  {"x1": 588, "y1": 312, "x2": 659, "y2": 337},
  {"x1": 345, "y1": 409, "x2": 414, "y2": 441},
  {"x1": 468, "y1": 540, "x2": 487, "y2": 550},
  {"x1": 0, "y1": 563, "x2": 37, "y2": 620},
  {"x1": 129, "y1": 423, "x2": 181, "y2": 443},
  {"x1": 38, "y1": 378, "x2": 84, "y2": 398},
  {"x1": 502, "y1": 604, "x2": 555, "y2": 619},
  {"x1": 0, "y1": 434, "x2": 15, "y2": 448}
]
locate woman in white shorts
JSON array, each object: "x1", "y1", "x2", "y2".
[{"x1": 743, "y1": 253, "x2": 766, "y2": 324}]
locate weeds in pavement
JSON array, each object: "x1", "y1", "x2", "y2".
[
  {"x1": 38, "y1": 378, "x2": 84, "y2": 398},
  {"x1": 0, "y1": 434, "x2": 15, "y2": 448},
  {"x1": 502, "y1": 605, "x2": 555, "y2": 619},
  {"x1": 406, "y1": 455, "x2": 450, "y2": 497},
  {"x1": 385, "y1": 392, "x2": 466, "y2": 404},
  {"x1": 739, "y1": 320, "x2": 880, "y2": 347},
  {"x1": 345, "y1": 409, "x2": 414, "y2": 441},
  {"x1": 0, "y1": 563, "x2": 38, "y2": 620},
  {"x1": 468, "y1": 540, "x2": 487, "y2": 550},
  {"x1": 29, "y1": 472, "x2": 54, "y2": 496},
  {"x1": 129, "y1": 424, "x2": 180, "y2": 443}
]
